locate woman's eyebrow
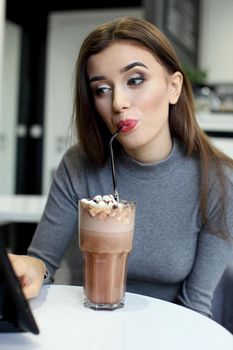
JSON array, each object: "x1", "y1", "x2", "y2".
[
  {"x1": 89, "y1": 61, "x2": 148, "y2": 83},
  {"x1": 120, "y1": 61, "x2": 148, "y2": 73},
  {"x1": 89, "y1": 75, "x2": 106, "y2": 84}
]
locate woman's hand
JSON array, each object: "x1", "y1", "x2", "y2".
[{"x1": 8, "y1": 254, "x2": 46, "y2": 299}]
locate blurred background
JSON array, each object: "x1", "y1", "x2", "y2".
[{"x1": 0, "y1": 0, "x2": 233, "y2": 197}]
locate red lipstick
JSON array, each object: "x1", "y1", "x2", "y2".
[{"x1": 117, "y1": 119, "x2": 138, "y2": 133}]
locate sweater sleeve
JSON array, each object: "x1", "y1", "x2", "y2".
[
  {"x1": 177, "y1": 171, "x2": 233, "y2": 317},
  {"x1": 27, "y1": 146, "x2": 84, "y2": 280}
]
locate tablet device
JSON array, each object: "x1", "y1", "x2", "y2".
[{"x1": 0, "y1": 234, "x2": 39, "y2": 334}]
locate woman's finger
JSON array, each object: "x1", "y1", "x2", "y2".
[{"x1": 8, "y1": 253, "x2": 28, "y2": 278}]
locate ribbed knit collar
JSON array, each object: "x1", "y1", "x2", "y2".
[{"x1": 116, "y1": 138, "x2": 187, "y2": 180}]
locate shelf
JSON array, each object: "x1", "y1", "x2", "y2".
[{"x1": 197, "y1": 112, "x2": 233, "y2": 132}]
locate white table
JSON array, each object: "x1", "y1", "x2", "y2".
[
  {"x1": 1, "y1": 285, "x2": 233, "y2": 350},
  {"x1": 0, "y1": 195, "x2": 47, "y2": 223}
]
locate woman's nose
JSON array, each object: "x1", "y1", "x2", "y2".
[{"x1": 112, "y1": 88, "x2": 130, "y2": 112}]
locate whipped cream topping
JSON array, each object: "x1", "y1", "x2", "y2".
[
  {"x1": 80, "y1": 195, "x2": 133, "y2": 223},
  {"x1": 81, "y1": 194, "x2": 121, "y2": 208}
]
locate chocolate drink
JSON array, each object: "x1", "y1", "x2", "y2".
[{"x1": 79, "y1": 195, "x2": 136, "y2": 310}]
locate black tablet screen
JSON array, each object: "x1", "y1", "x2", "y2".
[{"x1": 0, "y1": 235, "x2": 39, "y2": 334}]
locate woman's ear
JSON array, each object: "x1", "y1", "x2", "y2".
[{"x1": 169, "y1": 71, "x2": 183, "y2": 105}]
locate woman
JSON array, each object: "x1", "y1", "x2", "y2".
[{"x1": 10, "y1": 17, "x2": 233, "y2": 319}]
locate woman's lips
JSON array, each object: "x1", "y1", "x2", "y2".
[{"x1": 117, "y1": 119, "x2": 138, "y2": 133}]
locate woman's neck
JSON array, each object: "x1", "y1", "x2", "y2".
[{"x1": 124, "y1": 134, "x2": 173, "y2": 164}]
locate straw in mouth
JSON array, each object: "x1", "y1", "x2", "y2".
[{"x1": 109, "y1": 127, "x2": 122, "y2": 202}]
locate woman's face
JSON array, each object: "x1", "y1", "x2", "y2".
[{"x1": 87, "y1": 41, "x2": 182, "y2": 162}]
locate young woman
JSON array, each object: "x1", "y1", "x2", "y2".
[{"x1": 10, "y1": 17, "x2": 233, "y2": 321}]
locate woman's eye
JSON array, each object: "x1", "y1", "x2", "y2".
[
  {"x1": 95, "y1": 86, "x2": 111, "y2": 96},
  {"x1": 128, "y1": 77, "x2": 144, "y2": 86}
]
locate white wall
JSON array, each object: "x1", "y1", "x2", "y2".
[
  {"x1": 0, "y1": 21, "x2": 21, "y2": 194},
  {"x1": 0, "y1": 0, "x2": 5, "y2": 144},
  {"x1": 0, "y1": 0, "x2": 6, "y2": 193},
  {"x1": 0, "y1": 0, "x2": 5, "y2": 110},
  {"x1": 198, "y1": 0, "x2": 233, "y2": 160},
  {"x1": 43, "y1": 8, "x2": 144, "y2": 194},
  {"x1": 199, "y1": 0, "x2": 233, "y2": 83}
]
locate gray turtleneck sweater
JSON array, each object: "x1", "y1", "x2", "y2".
[{"x1": 28, "y1": 139, "x2": 233, "y2": 317}]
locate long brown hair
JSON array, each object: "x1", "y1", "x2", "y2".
[{"x1": 73, "y1": 17, "x2": 233, "y2": 238}]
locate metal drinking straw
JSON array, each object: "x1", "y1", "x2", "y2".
[{"x1": 109, "y1": 127, "x2": 122, "y2": 203}]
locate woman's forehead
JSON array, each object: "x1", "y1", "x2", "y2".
[{"x1": 86, "y1": 41, "x2": 160, "y2": 74}]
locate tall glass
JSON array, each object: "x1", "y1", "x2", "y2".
[{"x1": 79, "y1": 199, "x2": 136, "y2": 310}]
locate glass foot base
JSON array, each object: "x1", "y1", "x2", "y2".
[{"x1": 84, "y1": 298, "x2": 125, "y2": 311}]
